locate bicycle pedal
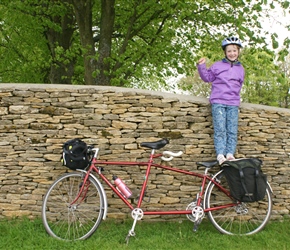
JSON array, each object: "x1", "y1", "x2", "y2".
[{"x1": 193, "y1": 219, "x2": 202, "y2": 232}]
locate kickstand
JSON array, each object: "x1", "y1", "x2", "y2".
[{"x1": 125, "y1": 229, "x2": 135, "y2": 244}]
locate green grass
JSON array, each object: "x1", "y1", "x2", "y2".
[{"x1": 0, "y1": 217, "x2": 289, "y2": 250}]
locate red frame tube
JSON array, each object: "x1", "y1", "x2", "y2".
[{"x1": 72, "y1": 151, "x2": 235, "y2": 215}]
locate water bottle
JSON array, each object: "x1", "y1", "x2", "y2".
[{"x1": 113, "y1": 175, "x2": 132, "y2": 199}]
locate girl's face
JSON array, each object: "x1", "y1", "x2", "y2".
[{"x1": 225, "y1": 45, "x2": 240, "y2": 61}]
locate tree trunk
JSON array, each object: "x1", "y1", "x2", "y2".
[
  {"x1": 95, "y1": 0, "x2": 115, "y2": 86},
  {"x1": 44, "y1": 0, "x2": 76, "y2": 84},
  {"x1": 72, "y1": 0, "x2": 96, "y2": 85}
]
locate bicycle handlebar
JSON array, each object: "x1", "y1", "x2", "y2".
[
  {"x1": 89, "y1": 146, "x2": 183, "y2": 162},
  {"x1": 161, "y1": 151, "x2": 183, "y2": 161},
  {"x1": 89, "y1": 147, "x2": 100, "y2": 158}
]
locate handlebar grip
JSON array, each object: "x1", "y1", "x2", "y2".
[
  {"x1": 162, "y1": 151, "x2": 183, "y2": 157},
  {"x1": 161, "y1": 151, "x2": 183, "y2": 161}
]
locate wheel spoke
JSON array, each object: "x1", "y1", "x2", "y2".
[
  {"x1": 205, "y1": 171, "x2": 272, "y2": 235},
  {"x1": 42, "y1": 172, "x2": 104, "y2": 240}
]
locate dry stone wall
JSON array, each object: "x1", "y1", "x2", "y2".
[{"x1": 0, "y1": 84, "x2": 289, "y2": 220}]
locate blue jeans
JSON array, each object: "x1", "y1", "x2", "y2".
[{"x1": 211, "y1": 104, "x2": 239, "y2": 156}]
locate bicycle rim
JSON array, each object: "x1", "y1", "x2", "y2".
[
  {"x1": 42, "y1": 172, "x2": 104, "y2": 240},
  {"x1": 205, "y1": 171, "x2": 272, "y2": 235}
]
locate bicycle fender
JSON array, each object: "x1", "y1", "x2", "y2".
[
  {"x1": 203, "y1": 170, "x2": 224, "y2": 208},
  {"x1": 77, "y1": 169, "x2": 108, "y2": 220},
  {"x1": 266, "y1": 181, "x2": 273, "y2": 194}
]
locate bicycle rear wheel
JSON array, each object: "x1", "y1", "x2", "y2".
[
  {"x1": 205, "y1": 170, "x2": 272, "y2": 235},
  {"x1": 42, "y1": 172, "x2": 105, "y2": 240}
]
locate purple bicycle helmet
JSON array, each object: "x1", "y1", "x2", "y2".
[{"x1": 221, "y1": 37, "x2": 242, "y2": 50}]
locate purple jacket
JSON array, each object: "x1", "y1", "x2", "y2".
[{"x1": 197, "y1": 58, "x2": 245, "y2": 106}]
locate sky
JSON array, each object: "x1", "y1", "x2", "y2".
[{"x1": 260, "y1": 4, "x2": 290, "y2": 49}]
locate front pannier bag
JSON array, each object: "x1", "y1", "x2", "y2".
[
  {"x1": 61, "y1": 138, "x2": 90, "y2": 170},
  {"x1": 222, "y1": 158, "x2": 267, "y2": 202}
]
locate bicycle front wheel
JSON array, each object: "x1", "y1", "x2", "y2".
[
  {"x1": 205, "y1": 171, "x2": 272, "y2": 235},
  {"x1": 42, "y1": 172, "x2": 105, "y2": 240}
]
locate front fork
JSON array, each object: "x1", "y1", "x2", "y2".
[{"x1": 76, "y1": 169, "x2": 108, "y2": 220}]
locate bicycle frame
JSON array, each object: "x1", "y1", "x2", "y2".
[
  {"x1": 71, "y1": 148, "x2": 237, "y2": 218},
  {"x1": 42, "y1": 142, "x2": 273, "y2": 241}
]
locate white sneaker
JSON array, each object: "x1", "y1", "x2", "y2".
[
  {"x1": 217, "y1": 154, "x2": 226, "y2": 165},
  {"x1": 226, "y1": 154, "x2": 235, "y2": 161}
]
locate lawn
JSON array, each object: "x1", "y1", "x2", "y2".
[{"x1": 0, "y1": 217, "x2": 288, "y2": 250}]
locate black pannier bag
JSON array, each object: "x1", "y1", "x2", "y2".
[
  {"x1": 61, "y1": 138, "x2": 90, "y2": 170},
  {"x1": 222, "y1": 158, "x2": 267, "y2": 202}
]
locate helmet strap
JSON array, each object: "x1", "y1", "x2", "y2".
[{"x1": 224, "y1": 57, "x2": 239, "y2": 64}]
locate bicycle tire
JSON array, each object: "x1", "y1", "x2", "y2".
[
  {"x1": 205, "y1": 170, "x2": 272, "y2": 235},
  {"x1": 42, "y1": 172, "x2": 105, "y2": 240}
]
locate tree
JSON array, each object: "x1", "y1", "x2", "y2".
[
  {"x1": 276, "y1": 53, "x2": 290, "y2": 108},
  {"x1": 241, "y1": 48, "x2": 276, "y2": 105},
  {"x1": 71, "y1": 0, "x2": 97, "y2": 85},
  {"x1": 43, "y1": 0, "x2": 78, "y2": 84},
  {"x1": 0, "y1": 1, "x2": 80, "y2": 84},
  {"x1": 0, "y1": 1, "x2": 51, "y2": 83},
  {"x1": 0, "y1": 0, "x2": 289, "y2": 87}
]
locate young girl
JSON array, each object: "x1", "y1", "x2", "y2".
[{"x1": 197, "y1": 37, "x2": 245, "y2": 165}]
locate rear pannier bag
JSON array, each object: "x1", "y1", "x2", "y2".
[
  {"x1": 61, "y1": 138, "x2": 90, "y2": 170},
  {"x1": 222, "y1": 158, "x2": 267, "y2": 202}
]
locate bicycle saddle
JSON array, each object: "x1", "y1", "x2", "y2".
[
  {"x1": 196, "y1": 161, "x2": 218, "y2": 169},
  {"x1": 140, "y1": 138, "x2": 169, "y2": 149}
]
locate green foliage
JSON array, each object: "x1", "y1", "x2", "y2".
[
  {"x1": 241, "y1": 47, "x2": 290, "y2": 108},
  {"x1": 0, "y1": 0, "x2": 289, "y2": 108},
  {"x1": 0, "y1": 2, "x2": 51, "y2": 82}
]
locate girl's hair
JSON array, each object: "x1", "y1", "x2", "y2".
[{"x1": 224, "y1": 44, "x2": 241, "y2": 51}]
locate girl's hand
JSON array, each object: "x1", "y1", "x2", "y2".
[{"x1": 198, "y1": 58, "x2": 206, "y2": 65}]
